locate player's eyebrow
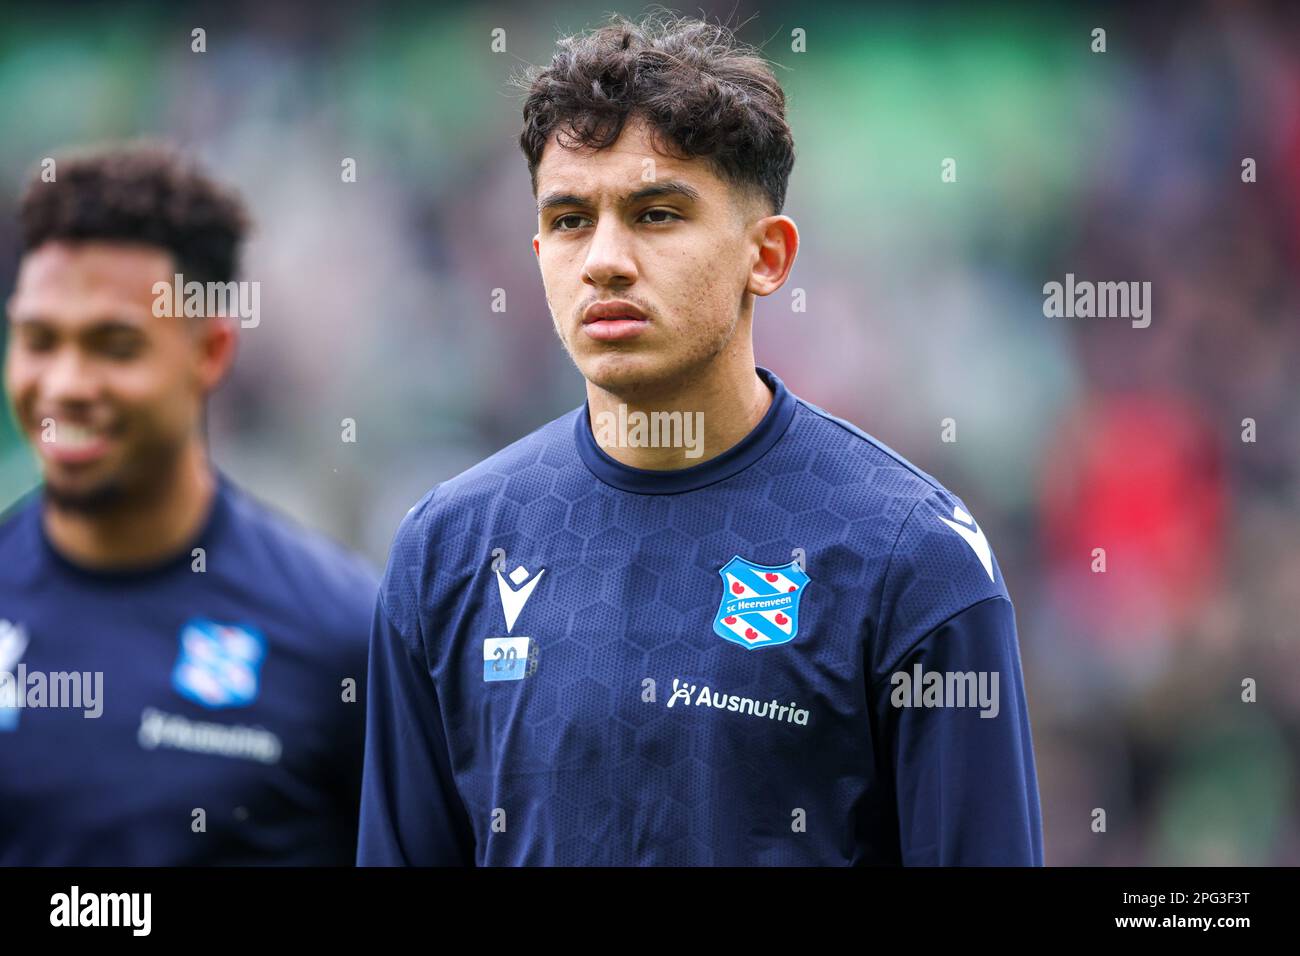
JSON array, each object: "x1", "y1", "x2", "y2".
[
  {"x1": 537, "y1": 179, "x2": 702, "y2": 215},
  {"x1": 7, "y1": 310, "x2": 146, "y2": 331}
]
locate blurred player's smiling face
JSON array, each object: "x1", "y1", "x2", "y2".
[
  {"x1": 533, "y1": 114, "x2": 790, "y2": 398},
  {"x1": 5, "y1": 241, "x2": 234, "y2": 511}
]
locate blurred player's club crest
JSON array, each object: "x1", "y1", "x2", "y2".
[
  {"x1": 172, "y1": 619, "x2": 266, "y2": 709},
  {"x1": 713, "y1": 556, "x2": 810, "y2": 650},
  {"x1": 0, "y1": 619, "x2": 29, "y2": 730}
]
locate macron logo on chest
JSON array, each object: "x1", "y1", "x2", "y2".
[{"x1": 495, "y1": 564, "x2": 545, "y2": 634}]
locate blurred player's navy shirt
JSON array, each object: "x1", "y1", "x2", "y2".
[
  {"x1": 359, "y1": 367, "x2": 1043, "y2": 866},
  {"x1": 0, "y1": 473, "x2": 376, "y2": 865}
]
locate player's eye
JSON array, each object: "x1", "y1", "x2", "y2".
[
  {"x1": 639, "y1": 208, "x2": 681, "y2": 225},
  {"x1": 16, "y1": 327, "x2": 56, "y2": 352},
  {"x1": 551, "y1": 214, "x2": 591, "y2": 232},
  {"x1": 91, "y1": 330, "x2": 145, "y2": 359}
]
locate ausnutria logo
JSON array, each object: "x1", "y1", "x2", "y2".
[{"x1": 665, "y1": 678, "x2": 810, "y2": 726}]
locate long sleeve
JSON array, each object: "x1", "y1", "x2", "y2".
[
  {"x1": 873, "y1": 596, "x2": 1043, "y2": 865},
  {"x1": 356, "y1": 591, "x2": 475, "y2": 866}
]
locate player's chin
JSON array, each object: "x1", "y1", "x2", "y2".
[
  {"x1": 39, "y1": 452, "x2": 131, "y2": 513},
  {"x1": 41, "y1": 470, "x2": 130, "y2": 513},
  {"x1": 576, "y1": 349, "x2": 677, "y2": 394}
]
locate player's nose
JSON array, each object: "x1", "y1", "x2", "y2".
[
  {"x1": 38, "y1": 345, "x2": 100, "y2": 408},
  {"x1": 582, "y1": 217, "x2": 638, "y2": 288}
]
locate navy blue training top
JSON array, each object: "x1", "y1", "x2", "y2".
[
  {"x1": 0, "y1": 473, "x2": 376, "y2": 865},
  {"x1": 359, "y1": 367, "x2": 1043, "y2": 865}
]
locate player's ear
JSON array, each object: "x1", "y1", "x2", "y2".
[
  {"x1": 193, "y1": 315, "x2": 238, "y2": 393},
  {"x1": 532, "y1": 233, "x2": 541, "y2": 257},
  {"x1": 746, "y1": 215, "x2": 799, "y2": 298}
]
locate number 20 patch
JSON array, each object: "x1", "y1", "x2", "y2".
[{"x1": 483, "y1": 637, "x2": 535, "y2": 682}]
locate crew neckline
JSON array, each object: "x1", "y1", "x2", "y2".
[
  {"x1": 36, "y1": 470, "x2": 232, "y2": 583},
  {"x1": 573, "y1": 366, "x2": 797, "y2": 495}
]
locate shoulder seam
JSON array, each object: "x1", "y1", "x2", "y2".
[
  {"x1": 376, "y1": 586, "x2": 424, "y2": 660},
  {"x1": 875, "y1": 593, "x2": 1014, "y2": 683},
  {"x1": 872, "y1": 491, "x2": 932, "y2": 655},
  {"x1": 379, "y1": 485, "x2": 445, "y2": 659}
]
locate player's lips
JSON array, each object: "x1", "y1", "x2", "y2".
[
  {"x1": 31, "y1": 420, "x2": 116, "y2": 467},
  {"x1": 581, "y1": 300, "x2": 649, "y2": 342}
]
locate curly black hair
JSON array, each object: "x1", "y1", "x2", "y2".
[
  {"x1": 515, "y1": 12, "x2": 795, "y2": 216},
  {"x1": 18, "y1": 142, "x2": 250, "y2": 284}
]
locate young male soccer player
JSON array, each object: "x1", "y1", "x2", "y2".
[
  {"x1": 0, "y1": 144, "x2": 376, "y2": 865},
  {"x1": 359, "y1": 15, "x2": 1043, "y2": 865}
]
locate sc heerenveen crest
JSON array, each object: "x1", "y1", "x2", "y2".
[
  {"x1": 713, "y1": 555, "x2": 810, "y2": 650},
  {"x1": 172, "y1": 619, "x2": 266, "y2": 709}
]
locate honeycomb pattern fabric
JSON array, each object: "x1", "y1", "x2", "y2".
[{"x1": 359, "y1": 367, "x2": 1042, "y2": 865}]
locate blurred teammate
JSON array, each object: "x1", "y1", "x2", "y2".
[
  {"x1": 359, "y1": 14, "x2": 1042, "y2": 865},
  {"x1": 0, "y1": 144, "x2": 375, "y2": 865}
]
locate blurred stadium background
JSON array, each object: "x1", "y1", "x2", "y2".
[{"x1": 1, "y1": 0, "x2": 1297, "y2": 865}]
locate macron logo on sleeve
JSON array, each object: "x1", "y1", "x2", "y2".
[{"x1": 938, "y1": 506, "x2": 995, "y2": 583}]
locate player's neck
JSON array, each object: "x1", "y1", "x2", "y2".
[
  {"x1": 42, "y1": 441, "x2": 218, "y2": 571},
  {"x1": 585, "y1": 353, "x2": 773, "y2": 471}
]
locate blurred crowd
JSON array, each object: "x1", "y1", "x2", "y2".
[{"x1": 0, "y1": 1, "x2": 1296, "y2": 864}]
